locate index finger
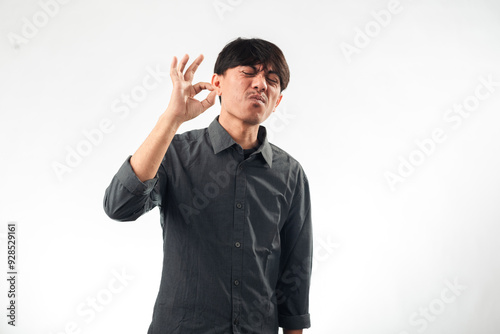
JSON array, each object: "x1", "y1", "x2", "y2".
[{"x1": 184, "y1": 54, "x2": 204, "y2": 82}]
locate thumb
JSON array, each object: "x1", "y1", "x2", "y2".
[{"x1": 200, "y1": 90, "x2": 217, "y2": 111}]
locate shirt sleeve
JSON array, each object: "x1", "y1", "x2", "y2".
[
  {"x1": 103, "y1": 155, "x2": 165, "y2": 222},
  {"x1": 277, "y1": 167, "x2": 313, "y2": 330}
]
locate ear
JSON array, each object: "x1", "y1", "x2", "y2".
[
  {"x1": 211, "y1": 73, "x2": 222, "y2": 96},
  {"x1": 272, "y1": 94, "x2": 283, "y2": 112}
]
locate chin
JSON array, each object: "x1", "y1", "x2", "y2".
[
  {"x1": 235, "y1": 111, "x2": 262, "y2": 125},
  {"x1": 241, "y1": 116, "x2": 261, "y2": 126},
  {"x1": 224, "y1": 108, "x2": 267, "y2": 126}
]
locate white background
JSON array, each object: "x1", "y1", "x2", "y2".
[{"x1": 1, "y1": 0, "x2": 500, "y2": 333}]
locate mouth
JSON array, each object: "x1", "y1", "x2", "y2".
[{"x1": 248, "y1": 94, "x2": 265, "y2": 104}]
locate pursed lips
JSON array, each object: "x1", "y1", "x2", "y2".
[{"x1": 249, "y1": 94, "x2": 265, "y2": 103}]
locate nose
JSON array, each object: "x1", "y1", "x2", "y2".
[{"x1": 251, "y1": 71, "x2": 267, "y2": 92}]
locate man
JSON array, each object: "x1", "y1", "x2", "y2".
[{"x1": 103, "y1": 37, "x2": 312, "y2": 334}]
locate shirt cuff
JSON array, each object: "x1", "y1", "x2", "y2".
[
  {"x1": 115, "y1": 156, "x2": 159, "y2": 196},
  {"x1": 279, "y1": 313, "x2": 311, "y2": 330}
]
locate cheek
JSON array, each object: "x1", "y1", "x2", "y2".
[
  {"x1": 269, "y1": 94, "x2": 280, "y2": 107},
  {"x1": 224, "y1": 80, "x2": 244, "y2": 99},
  {"x1": 232, "y1": 86, "x2": 247, "y2": 103}
]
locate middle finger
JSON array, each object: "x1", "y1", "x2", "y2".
[{"x1": 178, "y1": 54, "x2": 189, "y2": 74}]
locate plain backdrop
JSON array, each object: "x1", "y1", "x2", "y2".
[{"x1": 1, "y1": 0, "x2": 500, "y2": 333}]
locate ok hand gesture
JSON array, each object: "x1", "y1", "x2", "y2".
[{"x1": 165, "y1": 54, "x2": 217, "y2": 125}]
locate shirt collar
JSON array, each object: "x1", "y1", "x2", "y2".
[{"x1": 208, "y1": 115, "x2": 273, "y2": 168}]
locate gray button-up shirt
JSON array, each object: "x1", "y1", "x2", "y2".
[{"x1": 103, "y1": 116, "x2": 312, "y2": 334}]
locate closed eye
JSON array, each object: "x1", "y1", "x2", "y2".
[{"x1": 242, "y1": 71, "x2": 279, "y2": 85}]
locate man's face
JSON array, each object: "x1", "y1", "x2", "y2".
[{"x1": 212, "y1": 63, "x2": 283, "y2": 126}]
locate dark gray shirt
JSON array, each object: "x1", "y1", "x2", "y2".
[{"x1": 103, "y1": 116, "x2": 312, "y2": 334}]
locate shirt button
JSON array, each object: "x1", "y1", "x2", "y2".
[
  {"x1": 236, "y1": 202, "x2": 243, "y2": 209},
  {"x1": 235, "y1": 242, "x2": 241, "y2": 248},
  {"x1": 234, "y1": 279, "x2": 240, "y2": 286},
  {"x1": 238, "y1": 165, "x2": 243, "y2": 170}
]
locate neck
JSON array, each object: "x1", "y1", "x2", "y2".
[{"x1": 218, "y1": 111, "x2": 260, "y2": 149}]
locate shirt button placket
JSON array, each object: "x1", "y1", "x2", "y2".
[{"x1": 232, "y1": 160, "x2": 246, "y2": 332}]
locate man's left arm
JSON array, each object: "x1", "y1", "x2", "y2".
[{"x1": 277, "y1": 167, "x2": 313, "y2": 332}]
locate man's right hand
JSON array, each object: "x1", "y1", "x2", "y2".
[{"x1": 165, "y1": 54, "x2": 217, "y2": 126}]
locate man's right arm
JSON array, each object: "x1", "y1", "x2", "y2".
[
  {"x1": 103, "y1": 54, "x2": 216, "y2": 221},
  {"x1": 129, "y1": 112, "x2": 182, "y2": 182}
]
